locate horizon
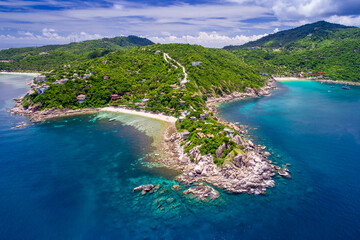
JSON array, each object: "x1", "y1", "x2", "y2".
[{"x1": 1, "y1": 0, "x2": 360, "y2": 49}]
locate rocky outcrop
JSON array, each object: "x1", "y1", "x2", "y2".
[
  {"x1": 183, "y1": 184, "x2": 219, "y2": 200},
  {"x1": 175, "y1": 148, "x2": 276, "y2": 195},
  {"x1": 215, "y1": 143, "x2": 226, "y2": 158}
]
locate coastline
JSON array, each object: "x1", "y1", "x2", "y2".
[
  {"x1": 10, "y1": 78, "x2": 289, "y2": 196},
  {"x1": 274, "y1": 76, "x2": 360, "y2": 86},
  {"x1": 101, "y1": 107, "x2": 177, "y2": 123},
  {"x1": 0, "y1": 71, "x2": 40, "y2": 76},
  {"x1": 154, "y1": 78, "x2": 290, "y2": 195}
]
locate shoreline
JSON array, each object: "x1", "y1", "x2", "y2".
[
  {"x1": 154, "y1": 78, "x2": 289, "y2": 195},
  {"x1": 10, "y1": 79, "x2": 288, "y2": 196},
  {"x1": 101, "y1": 107, "x2": 177, "y2": 123},
  {"x1": 0, "y1": 71, "x2": 40, "y2": 76},
  {"x1": 274, "y1": 77, "x2": 360, "y2": 86}
]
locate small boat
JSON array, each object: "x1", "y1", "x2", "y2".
[
  {"x1": 342, "y1": 85, "x2": 350, "y2": 90},
  {"x1": 109, "y1": 118, "x2": 116, "y2": 122},
  {"x1": 328, "y1": 90, "x2": 331, "y2": 92},
  {"x1": 330, "y1": 86, "x2": 335, "y2": 88}
]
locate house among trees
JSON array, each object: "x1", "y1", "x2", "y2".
[
  {"x1": 190, "y1": 116, "x2": 197, "y2": 121},
  {"x1": 36, "y1": 84, "x2": 50, "y2": 94},
  {"x1": 77, "y1": 94, "x2": 86, "y2": 104},
  {"x1": 101, "y1": 60, "x2": 107, "y2": 64},
  {"x1": 180, "y1": 100, "x2": 185, "y2": 106},
  {"x1": 197, "y1": 132, "x2": 205, "y2": 139},
  {"x1": 191, "y1": 62, "x2": 202, "y2": 66},
  {"x1": 155, "y1": 50, "x2": 161, "y2": 54},
  {"x1": 207, "y1": 133, "x2": 214, "y2": 139},
  {"x1": 170, "y1": 84, "x2": 178, "y2": 89},
  {"x1": 181, "y1": 130, "x2": 190, "y2": 139},
  {"x1": 179, "y1": 116, "x2": 185, "y2": 122},
  {"x1": 83, "y1": 73, "x2": 92, "y2": 79},
  {"x1": 103, "y1": 76, "x2": 109, "y2": 80},
  {"x1": 142, "y1": 98, "x2": 149, "y2": 105},
  {"x1": 111, "y1": 94, "x2": 120, "y2": 101},
  {"x1": 224, "y1": 127, "x2": 235, "y2": 136},
  {"x1": 200, "y1": 114, "x2": 206, "y2": 120}
]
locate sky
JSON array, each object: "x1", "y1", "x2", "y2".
[{"x1": 0, "y1": 0, "x2": 360, "y2": 49}]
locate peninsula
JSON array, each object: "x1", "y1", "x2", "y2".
[{"x1": 9, "y1": 42, "x2": 290, "y2": 200}]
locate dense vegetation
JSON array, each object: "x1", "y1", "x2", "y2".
[
  {"x1": 225, "y1": 21, "x2": 360, "y2": 81},
  {"x1": 21, "y1": 43, "x2": 264, "y2": 165},
  {"x1": 0, "y1": 36, "x2": 154, "y2": 72}
]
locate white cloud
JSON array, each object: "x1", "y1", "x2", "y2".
[
  {"x1": 149, "y1": 32, "x2": 268, "y2": 48},
  {"x1": 326, "y1": 15, "x2": 360, "y2": 26}
]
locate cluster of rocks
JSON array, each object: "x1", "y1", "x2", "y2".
[
  {"x1": 133, "y1": 184, "x2": 162, "y2": 195},
  {"x1": 183, "y1": 184, "x2": 219, "y2": 200},
  {"x1": 155, "y1": 79, "x2": 290, "y2": 195},
  {"x1": 175, "y1": 144, "x2": 276, "y2": 195}
]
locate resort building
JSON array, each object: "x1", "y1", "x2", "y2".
[
  {"x1": 142, "y1": 98, "x2": 149, "y2": 105},
  {"x1": 180, "y1": 100, "x2": 185, "y2": 106},
  {"x1": 77, "y1": 94, "x2": 86, "y2": 104},
  {"x1": 111, "y1": 94, "x2": 120, "y2": 101},
  {"x1": 224, "y1": 127, "x2": 235, "y2": 136},
  {"x1": 170, "y1": 84, "x2": 178, "y2": 90},
  {"x1": 197, "y1": 132, "x2": 205, "y2": 139},
  {"x1": 190, "y1": 116, "x2": 197, "y2": 121},
  {"x1": 191, "y1": 62, "x2": 202, "y2": 66},
  {"x1": 83, "y1": 73, "x2": 92, "y2": 79},
  {"x1": 36, "y1": 84, "x2": 50, "y2": 95},
  {"x1": 179, "y1": 116, "x2": 185, "y2": 122},
  {"x1": 207, "y1": 133, "x2": 214, "y2": 139},
  {"x1": 181, "y1": 130, "x2": 190, "y2": 139},
  {"x1": 200, "y1": 114, "x2": 206, "y2": 120}
]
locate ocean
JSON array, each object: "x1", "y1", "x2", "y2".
[{"x1": 1, "y1": 75, "x2": 359, "y2": 239}]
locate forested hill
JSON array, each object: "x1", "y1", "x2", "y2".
[
  {"x1": 0, "y1": 35, "x2": 154, "y2": 72},
  {"x1": 224, "y1": 21, "x2": 355, "y2": 50},
  {"x1": 224, "y1": 21, "x2": 360, "y2": 82},
  {"x1": 24, "y1": 44, "x2": 264, "y2": 111}
]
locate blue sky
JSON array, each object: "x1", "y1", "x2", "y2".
[{"x1": 0, "y1": 0, "x2": 360, "y2": 49}]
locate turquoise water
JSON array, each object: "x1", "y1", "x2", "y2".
[{"x1": 1, "y1": 75, "x2": 360, "y2": 239}]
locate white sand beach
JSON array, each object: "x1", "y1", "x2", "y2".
[
  {"x1": 0, "y1": 72, "x2": 40, "y2": 76},
  {"x1": 274, "y1": 77, "x2": 310, "y2": 81},
  {"x1": 101, "y1": 107, "x2": 178, "y2": 123}
]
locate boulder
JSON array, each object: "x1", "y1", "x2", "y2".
[
  {"x1": 183, "y1": 185, "x2": 219, "y2": 200},
  {"x1": 216, "y1": 143, "x2": 226, "y2": 158}
]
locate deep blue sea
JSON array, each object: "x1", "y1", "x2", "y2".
[{"x1": 1, "y1": 75, "x2": 360, "y2": 240}]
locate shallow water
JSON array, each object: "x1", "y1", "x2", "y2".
[{"x1": 1, "y1": 75, "x2": 360, "y2": 239}]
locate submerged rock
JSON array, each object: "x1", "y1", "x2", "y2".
[
  {"x1": 183, "y1": 185, "x2": 219, "y2": 200},
  {"x1": 133, "y1": 184, "x2": 155, "y2": 192}
]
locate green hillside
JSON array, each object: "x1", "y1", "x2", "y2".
[
  {"x1": 225, "y1": 21, "x2": 360, "y2": 81},
  {"x1": 0, "y1": 35, "x2": 154, "y2": 72},
  {"x1": 224, "y1": 21, "x2": 354, "y2": 50},
  {"x1": 21, "y1": 44, "x2": 265, "y2": 165}
]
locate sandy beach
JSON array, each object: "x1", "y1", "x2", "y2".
[
  {"x1": 0, "y1": 71, "x2": 40, "y2": 76},
  {"x1": 101, "y1": 107, "x2": 178, "y2": 123},
  {"x1": 274, "y1": 77, "x2": 310, "y2": 81}
]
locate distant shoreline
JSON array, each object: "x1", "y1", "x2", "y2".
[
  {"x1": 0, "y1": 71, "x2": 40, "y2": 76},
  {"x1": 274, "y1": 77, "x2": 360, "y2": 86}
]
